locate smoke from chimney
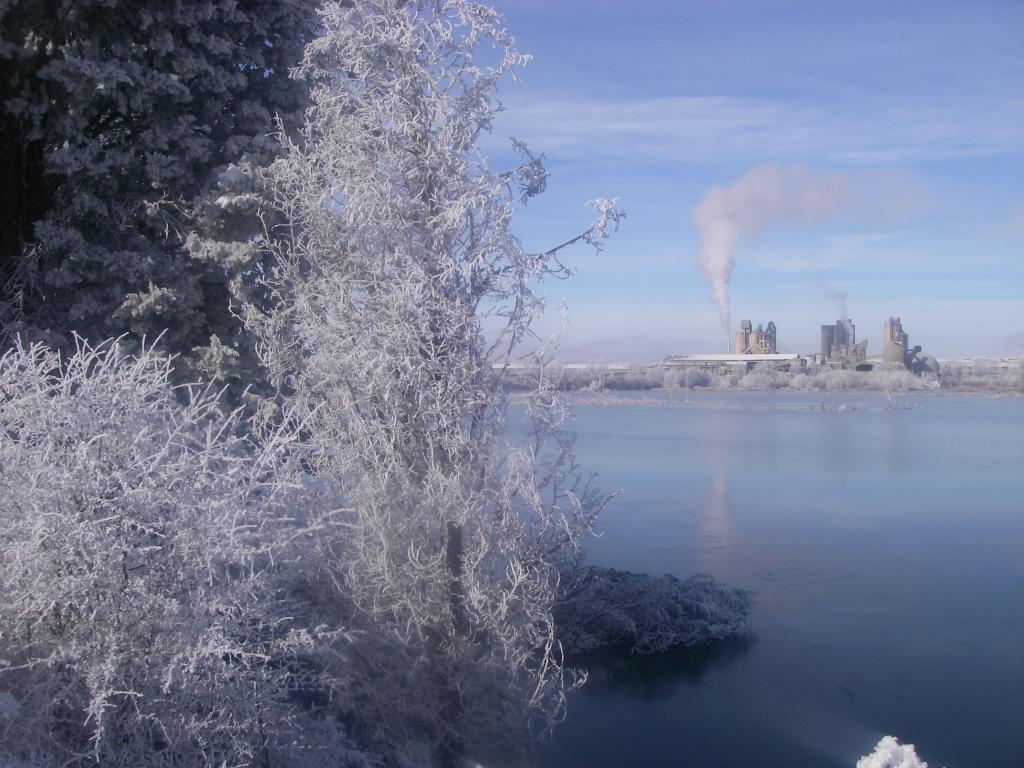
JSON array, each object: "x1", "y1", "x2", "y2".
[
  {"x1": 823, "y1": 282, "x2": 849, "y2": 322},
  {"x1": 690, "y1": 164, "x2": 852, "y2": 329}
]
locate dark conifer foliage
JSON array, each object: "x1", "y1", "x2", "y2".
[{"x1": 0, "y1": 0, "x2": 315, "y2": 382}]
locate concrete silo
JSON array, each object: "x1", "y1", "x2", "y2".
[
  {"x1": 883, "y1": 317, "x2": 908, "y2": 366},
  {"x1": 821, "y1": 324, "x2": 835, "y2": 362}
]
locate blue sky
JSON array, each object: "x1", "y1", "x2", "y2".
[{"x1": 484, "y1": 0, "x2": 1024, "y2": 359}]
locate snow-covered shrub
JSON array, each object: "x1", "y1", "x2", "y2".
[
  {"x1": 662, "y1": 369, "x2": 713, "y2": 389},
  {"x1": 555, "y1": 568, "x2": 752, "y2": 654},
  {"x1": 939, "y1": 358, "x2": 1023, "y2": 392},
  {"x1": 789, "y1": 372, "x2": 814, "y2": 390},
  {"x1": 714, "y1": 374, "x2": 739, "y2": 390},
  {"x1": 555, "y1": 365, "x2": 602, "y2": 391},
  {"x1": 874, "y1": 368, "x2": 926, "y2": 392},
  {"x1": 820, "y1": 368, "x2": 862, "y2": 390},
  {"x1": 781, "y1": 366, "x2": 930, "y2": 393},
  {"x1": 0, "y1": 340, "x2": 359, "y2": 768},
  {"x1": 603, "y1": 366, "x2": 662, "y2": 391},
  {"x1": 738, "y1": 363, "x2": 785, "y2": 390}
]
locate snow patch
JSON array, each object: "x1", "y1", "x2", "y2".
[{"x1": 857, "y1": 736, "x2": 936, "y2": 768}]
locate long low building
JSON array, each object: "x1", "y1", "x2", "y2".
[{"x1": 664, "y1": 353, "x2": 806, "y2": 371}]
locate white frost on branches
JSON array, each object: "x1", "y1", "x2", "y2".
[
  {"x1": 246, "y1": 0, "x2": 621, "y2": 760},
  {"x1": 0, "y1": 1, "x2": 758, "y2": 765},
  {"x1": 0, "y1": 339, "x2": 361, "y2": 768},
  {"x1": 555, "y1": 568, "x2": 752, "y2": 654}
]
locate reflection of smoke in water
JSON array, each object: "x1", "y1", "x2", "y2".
[{"x1": 698, "y1": 415, "x2": 734, "y2": 570}]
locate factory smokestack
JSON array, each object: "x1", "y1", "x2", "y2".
[{"x1": 690, "y1": 165, "x2": 852, "y2": 329}]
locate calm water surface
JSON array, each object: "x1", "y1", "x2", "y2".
[{"x1": 516, "y1": 390, "x2": 1024, "y2": 768}]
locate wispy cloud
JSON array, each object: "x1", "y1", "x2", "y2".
[
  {"x1": 490, "y1": 93, "x2": 1024, "y2": 165},
  {"x1": 1004, "y1": 204, "x2": 1024, "y2": 235},
  {"x1": 752, "y1": 233, "x2": 897, "y2": 273}
]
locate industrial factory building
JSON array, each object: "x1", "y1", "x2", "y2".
[
  {"x1": 667, "y1": 316, "x2": 939, "y2": 375},
  {"x1": 736, "y1": 320, "x2": 777, "y2": 354},
  {"x1": 883, "y1": 317, "x2": 940, "y2": 374},
  {"x1": 666, "y1": 319, "x2": 805, "y2": 372},
  {"x1": 821, "y1": 318, "x2": 868, "y2": 368},
  {"x1": 664, "y1": 352, "x2": 805, "y2": 372}
]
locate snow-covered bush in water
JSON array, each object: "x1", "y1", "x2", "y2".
[
  {"x1": 0, "y1": 340, "x2": 360, "y2": 768},
  {"x1": 248, "y1": 1, "x2": 622, "y2": 761},
  {"x1": 555, "y1": 569, "x2": 752, "y2": 654}
]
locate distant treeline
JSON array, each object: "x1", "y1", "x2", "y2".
[{"x1": 502, "y1": 359, "x2": 1024, "y2": 394}]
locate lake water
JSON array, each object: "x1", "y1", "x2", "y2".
[{"x1": 519, "y1": 390, "x2": 1024, "y2": 768}]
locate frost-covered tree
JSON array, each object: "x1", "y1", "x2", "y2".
[
  {"x1": 248, "y1": 0, "x2": 622, "y2": 762},
  {"x1": 0, "y1": 0, "x2": 315, "y2": 385},
  {"x1": 0, "y1": 340, "x2": 361, "y2": 768}
]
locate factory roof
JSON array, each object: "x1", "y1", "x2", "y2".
[{"x1": 665, "y1": 353, "x2": 802, "y2": 363}]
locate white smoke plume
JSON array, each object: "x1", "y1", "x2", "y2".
[
  {"x1": 824, "y1": 282, "x2": 849, "y2": 322},
  {"x1": 857, "y1": 736, "x2": 934, "y2": 768},
  {"x1": 1003, "y1": 331, "x2": 1024, "y2": 355},
  {"x1": 690, "y1": 164, "x2": 853, "y2": 329}
]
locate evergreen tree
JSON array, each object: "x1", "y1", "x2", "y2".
[{"x1": 0, "y1": 0, "x2": 315, "y2": 385}]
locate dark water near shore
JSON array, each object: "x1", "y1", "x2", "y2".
[{"x1": 518, "y1": 391, "x2": 1024, "y2": 768}]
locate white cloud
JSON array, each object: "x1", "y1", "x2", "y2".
[{"x1": 489, "y1": 93, "x2": 1024, "y2": 165}]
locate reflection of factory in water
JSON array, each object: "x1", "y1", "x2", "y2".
[{"x1": 666, "y1": 315, "x2": 939, "y2": 374}]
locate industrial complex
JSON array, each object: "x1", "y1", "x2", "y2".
[{"x1": 666, "y1": 316, "x2": 939, "y2": 375}]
